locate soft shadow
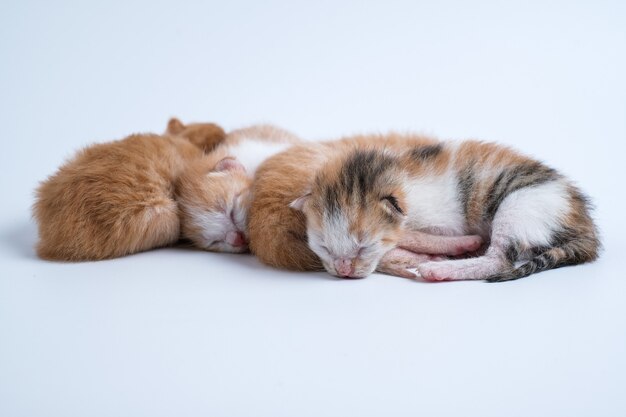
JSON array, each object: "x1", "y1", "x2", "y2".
[
  {"x1": 3, "y1": 226, "x2": 410, "y2": 283},
  {"x1": 1, "y1": 219, "x2": 38, "y2": 259},
  {"x1": 374, "y1": 270, "x2": 443, "y2": 284},
  {"x1": 230, "y1": 252, "x2": 443, "y2": 283},
  {"x1": 170, "y1": 244, "x2": 337, "y2": 281},
  {"x1": 225, "y1": 251, "x2": 338, "y2": 281}
]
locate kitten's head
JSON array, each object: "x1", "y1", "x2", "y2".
[
  {"x1": 166, "y1": 117, "x2": 226, "y2": 152},
  {"x1": 177, "y1": 157, "x2": 252, "y2": 253},
  {"x1": 290, "y1": 149, "x2": 407, "y2": 278}
]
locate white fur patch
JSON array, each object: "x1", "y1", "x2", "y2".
[
  {"x1": 491, "y1": 180, "x2": 570, "y2": 248},
  {"x1": 403, "y1": 170, "x2": 466, "y2": 235},
  {"x1": 187, "y1": 206, "x2": 228, "y2": 248},
  {"x1": 322, "y1": 212, "x2": 357, "y2": 258},
  {"x1": 226, "y1": 139, "x2": 291, "y2": 174}
]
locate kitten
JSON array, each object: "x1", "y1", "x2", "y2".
[
  {"x1": 248, "y1": 134, "x2": 486, "y2": 277},
  {"x1": 249, "y1": 135, "x2": 600, "y2": 281},
  {"x1": 175, "y1": 124, "x2": 302, "y2": 253},
  {"x1": 33, "y1": 119, "x2": 225, "y2": 261}
]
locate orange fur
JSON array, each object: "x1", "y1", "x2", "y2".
[
  {"x1": 166, "y1": 117, "x2": 226, "y2": 153},
  {"x1": 249, "y1": 142, "x2": 328, "y2": 270},
  {"x1": 34, "y1": 120, "x2": 226, "y2": 261}
]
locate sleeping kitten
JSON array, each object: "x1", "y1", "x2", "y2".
[
  {"x1": 248, "y1": 134, "x2": 487, "y2": 277},
  {"x1": 33, "y1": 119, "x2": 225, "y2": 261},
  {"x1": 249, "y1": 135, "x2": 600, "y2": 281},
  {"x1": 175, "y1": 124, "x2": 302, "y2": 253}
]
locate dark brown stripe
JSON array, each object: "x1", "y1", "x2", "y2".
[
  {"x1": 483, "y1": 162, "x2": 560, "y2": 221},
  {"x1": 321, "y1": 149, "x2": 396, "y2": 214},
  {"x1": 457, "y1": 162, "x2": 476, "y2": 219},
  {"x1": 408, "y1": 144, "x2": 443, "y2": 162}
]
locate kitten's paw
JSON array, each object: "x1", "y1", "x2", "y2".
[
  {"x1": 377, "y1": 264, "x2": 418, "y2": 279},
  {"x1": 377, "y1": 247, "x2": 454, "y2": 279},
  {"x1": 417, "y1": 261, "x2": 462, "y2": 281},
  {"x1": 418, "y1": 256, "x2": 505, "y2": 281},
  {"x1": 377, "y1": 248, "x2": 433, "y2": 279}
]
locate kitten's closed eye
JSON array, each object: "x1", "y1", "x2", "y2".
[{"x1": 382, "y1": 195, "x2": 404, "y2": 215}]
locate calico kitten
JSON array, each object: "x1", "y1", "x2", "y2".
[
  {"x1": 249, "y1": 135, "x2": 599, "y2": 281},
  {"x1": 248, "y1": 134, "x2": 486, "y2": 277},
  {"x1": 33, "y1": 119, "x2": 225, "y2": 261},
  {"x1": 288, "y1": 139, "x2": 600, "y2": 281},
  {"x1": 175, "y1": 124, "x2": 302, "y2": 253}
]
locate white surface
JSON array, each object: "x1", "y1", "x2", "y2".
[{"x1": 1, "y1": 1, "x2": 625, "y2": 416}]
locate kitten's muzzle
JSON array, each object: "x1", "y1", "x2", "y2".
[
  {"x1": 334, "y1": 258, "x2": 363, "y2": 278},
  {"x1": 225, "y1": 231, "x2": 248, "y2": 248}
]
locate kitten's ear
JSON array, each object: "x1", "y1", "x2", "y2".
[
  {"x1": 289, "y1": 191, "x2": 312, "y2": 211},
  {"x1": 166, "y1": 118, "x2": 185, "y2": 135},
  {"x1": 215, "y1": 157, "x2": 246, "y2": 173}
]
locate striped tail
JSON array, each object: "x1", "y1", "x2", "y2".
[{"x1": 486, "y1": 237, "x2": 600, "y2": 283}]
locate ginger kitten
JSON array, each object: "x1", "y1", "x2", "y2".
[{"x1": 33, "y1": 119, "x2": 225, "y2": 261}]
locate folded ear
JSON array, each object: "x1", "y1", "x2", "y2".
[
  {"x1": 215, "y1": 157, "x2": 246, "y2": 173},
  {"x1": 289, "y1": 191, "x2": 312, "y2": 211},
  {"x1": 166, "y1": 117, "x2": 185, "y2": 135}
]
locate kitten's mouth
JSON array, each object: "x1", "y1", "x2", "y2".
[
  {"x1": 327, "y1": 258, "x2": 369, "y2": 279},
  {"x1": 337, "y1": 274, "x2": 366, "y2": 279}
]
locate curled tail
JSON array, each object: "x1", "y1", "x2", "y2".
[{"x1": 486, "y1": 235, "x2": 600, "y2": 282}]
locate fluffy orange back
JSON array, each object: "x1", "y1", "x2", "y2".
[{"x1": 34, "y1": 120, "x2": 226, "y2": 261}]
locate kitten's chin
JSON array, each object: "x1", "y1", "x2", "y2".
[
  {"x1": 229, "y1": 245, "x2": 249, "y2": 254},
  {"x1": 222, "y1": 245, "x2": 249, "y2": 254},
  {"x1": 322, "y1": 261, "x2": 375, "y2": 279},
  {"x1": 327, "y1": 270, "x2": 368, "y2": 279},
  {"x1": 209, "y1": 242, "x2": 249, "y2": 254},
  {"x1": 354, "y1": 264, "x2": 378, "y2": 278}
]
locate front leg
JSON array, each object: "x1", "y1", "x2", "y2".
[
  {"x1": 377, "y1": 248, "x2": 445, "y2": 278},
  {"x1": 398, "y1": 230, "x2": 483, "y2": 256}
]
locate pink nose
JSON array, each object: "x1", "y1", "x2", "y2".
[
  {"x1": 226, "y1": 231, "x2": 247, "y2": 247},
  {"x1": 334, "y1": 258, "x2": 355, "y2": 277}
]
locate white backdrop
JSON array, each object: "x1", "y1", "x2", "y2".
[{"x1": 1, "y1": 1, "x2": 625, "y2": 416}]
